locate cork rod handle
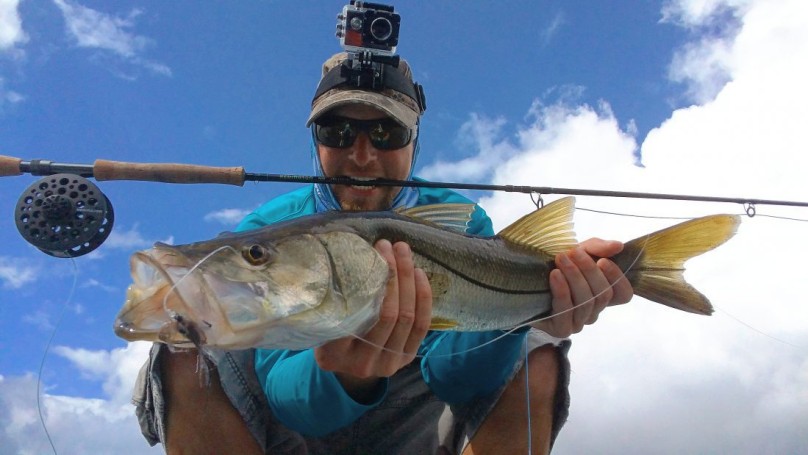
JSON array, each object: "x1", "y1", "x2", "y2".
[
  {"x1": 0, "y1": 155, "x2": 22, "y2": 177},
  {"x1": 94, "y1": 159, "x2": 245, "y2": 186}
]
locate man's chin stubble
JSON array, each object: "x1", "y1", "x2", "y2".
[{"x1": 338, "y1": 187, "x2": 400, "y2": 211}]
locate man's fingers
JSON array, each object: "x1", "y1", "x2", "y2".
[
  {"x1": 402, "y1": 267, "x2": 431, "y2": 357},
  {"x1": 367, "y1": 239, "x2": 399, "y2": 345},
  {"x1": 570, "y1": 247, "x2": 613, "y2": 318},
  {"x1": 599, "y1": 258, "x2": 633, "y2": 306},
  {"x1": 557, "y1": 250, "x2": 594, "y2": 333},
  {"x1": 543, "y1": 267, "x2": 572, "y2": 337},
  {"x1": 377, "y1": 242, "x2": 418, "y2": 373},
  {"x1": 579, "y1": 238, "x2": 623, "y2": 258},
  {"x1": 391, "y1": 242, "x2": 417, "y2": 328}
]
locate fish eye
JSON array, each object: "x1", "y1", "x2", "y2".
[{"x1": 242, "y1": 244, "x2": 270, "y2": 266}]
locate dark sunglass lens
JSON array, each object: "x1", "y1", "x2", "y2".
[
  {"x1": 316, "y1": 119, "x2": 356, "y2": 148},
  {"x1": 368, "y1": 124, "x2": 392, "y2": 148},
  {"x1": 316, "y1": 117, "x2": 411, "y2": 150},
  {"x1": 386, "y1": 126, "x2": 411, "y2": 149},
  {"x1": 369, "y1": 121, "x2": 411, "y2": 150}
]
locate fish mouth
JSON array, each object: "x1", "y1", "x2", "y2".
[{"x1": 113, "y1": 245, "x2": 199, "y2": 345}]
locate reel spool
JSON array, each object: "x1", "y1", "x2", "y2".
[{"x1": 15, "y1": 173, "x2": 114, "y2": 258}]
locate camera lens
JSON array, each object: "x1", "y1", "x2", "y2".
[
  {"x1": 369, "y1": 17, "x2": 393, "y2": 41},
  {"x1": 350, "y1": 17, "x2": 363, "y2": 31}
]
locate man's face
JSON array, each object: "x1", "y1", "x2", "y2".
[{"x1": 316, "y1": 104, "x2": 415, "y2": 211}]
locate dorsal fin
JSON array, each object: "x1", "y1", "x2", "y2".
[
  {"x1": 397, "y1": 203, "x2": 476, "y2": 233},
  {"x1": 497, "y1": 197, "x2": 578, "y2": 256}
]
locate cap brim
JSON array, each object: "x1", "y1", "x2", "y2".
[{"x1": 307, "y1": 90, "x2": 418, "y2": 129}]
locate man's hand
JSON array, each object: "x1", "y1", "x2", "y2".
[
  {"x1": 534, "y1": 238, "x2": 634, "y2": 338},
  {"x1": 314, "y1": 240, "x2": 432, "y2": 402}
]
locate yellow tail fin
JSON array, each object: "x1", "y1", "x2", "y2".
[{"x1": 614, "y1": 215, "x2": 741, "y2": 315}]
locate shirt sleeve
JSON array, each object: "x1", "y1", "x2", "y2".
[
  {"x1": 254, "y1": 349, "x2": 389, "y2": 437},
  {"x1": 420, "y1": 328, "x2": 528, "y2": 404}
]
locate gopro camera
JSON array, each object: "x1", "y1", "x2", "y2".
[
  {"x1": 336, "y1": 1, "x2": 400, "y2": 56},
  {"x1": 319, "y1": 1, "x2": 424, "y2": 111}
]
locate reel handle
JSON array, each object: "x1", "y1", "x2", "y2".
[
  {"x1": 93, "y1": 160, "x2": 246, "y2": 186},
  {"x1": 0, "y1": 155, "x2": 22, "y2": 176}
]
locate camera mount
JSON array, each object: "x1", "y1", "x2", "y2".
[
  {"x1": 342, "y1": 50, "x2": 399, "y2": 90},
  {"x1": 318, "y1": 1, "x2": 426, "y2": 113}
]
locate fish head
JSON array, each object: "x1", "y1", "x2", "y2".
[{"x1": 114, "y1": 232, "x2": 335, "y2": 348}]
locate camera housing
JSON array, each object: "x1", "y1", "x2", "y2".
[
  {"x1": 318, "y1": 1, "x2": 425, "y2": 112},
  {"x1": 337, "y1": 1, "x2": 400, "y2": 56}
]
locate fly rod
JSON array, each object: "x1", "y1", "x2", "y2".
[
  {"x1": 3, "y1": 155, "x2": 807, "y2": 208},
  {"x1": 6, "y1": 154, "x2": 808, "y2": 258}
]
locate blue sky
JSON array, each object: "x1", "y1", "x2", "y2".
[{"x1": 1, "y1": 1, "x2": 807, "y2": 454}]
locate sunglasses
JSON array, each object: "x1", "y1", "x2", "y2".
[{"x1": 313, "y1": 116, "x2": 413, "y2": 150}]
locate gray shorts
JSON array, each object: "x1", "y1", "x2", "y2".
[{"x1": 133, "y1": 329, "x2": 571, "y2": 454}]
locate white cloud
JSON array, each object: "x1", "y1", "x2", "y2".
[
  {"x1": 52, "y1": 0, "x2": 171, "y2": 78},
  {"x1": 420, "y1": 0, "x2": 808, "y2": 452},
  {"x1": 419, "y1": 113, "x2": 518, "y2": 183},
  {"x1": 1, "y1": 76, "x2": 25, "y2": 111},
  {"x1": 0, "y1": 342, "x2": 163, "y2": 454},
  {"x1": 52, "y1": 343, "x2": 150, "y2": 405},
  {"x1": 540, "y1": 11, "x2": 565, "y2": 47},
  {"x1": 0, "y1": 0, "x2": 28, "y2": 52},
  {"x1": 5, "y1": 88, "x2": 23, "y2": 103},
  {"x1": 204, "y1": 208, "x2": 253, "y2": 226},
  {"x1": 22, "y1": 310, "x2": 54, "y2": 331},
  {"x1": 80, "y1": 278, "x2": 118, "y2": 293},
  {"x1": 85, "y1": 224, "x2": 172, "y2": 260},
  {"x1": 662, "y1": 0, "x2": 750, "y2": 27},
  {"x1": 22, "y1": 302, "x2": 85, "y2": 332},
  {"x1": 669, "y1": 34, "x2": 735, "y2": 103},
  {"x1": 100, "y1": 224, "x2": 155, "y2": 250},
  {"x1": 0, "y1": 0, "x2": 28, "y2": 114},
  {"x1": 52, "y1": 0, "x2": 145, "y2": 57},
  {"x1": 0, "y1": 256, "x2": 39, "y2": 289},
  {"x1": 662, "y1": 0, "x2": 748, "y2": 103}
]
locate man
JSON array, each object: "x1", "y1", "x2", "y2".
[{"x1": 134, "y1": 53, "x2": 633, "y2": 455}]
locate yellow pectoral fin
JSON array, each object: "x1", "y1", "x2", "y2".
[{"x1": 430, "y1": 317, "x2": 459, "y2": 330}]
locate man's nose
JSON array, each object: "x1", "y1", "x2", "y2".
[{"x1": 347, "y1": 133, "x2": 378, "y2": 167}]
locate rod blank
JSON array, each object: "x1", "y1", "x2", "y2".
[{"x1": 2, "y1": 155, "x2": 807, "y2": 208}]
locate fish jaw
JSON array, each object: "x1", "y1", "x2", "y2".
[
  {"x1": 114, "y1": 243, "x2": 282, "y2": 348},
  {"x1": 114, "y1": 232, "x2": 355, "y2": 349},
  {"x1": 114, "y1": 248, "x2": 205, "y2": 346}
]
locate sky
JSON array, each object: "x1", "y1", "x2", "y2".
[{"x1": 0, "y1": 0, "x2": 806, "y2": 453}]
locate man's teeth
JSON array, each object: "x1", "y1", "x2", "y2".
[{"x1": 349, "y1": 177, "x2": 376, "y2": 189}]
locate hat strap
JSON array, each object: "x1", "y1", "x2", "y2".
[{"x1": 312, "y1": 61, "x2": 426, "y2": 113}]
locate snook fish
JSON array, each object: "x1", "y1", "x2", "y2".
[{"x1": 113, "y1": 197, "x2": 740, "y2": 350}]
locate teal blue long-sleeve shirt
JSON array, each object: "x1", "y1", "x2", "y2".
[{"x1": 236, "y1": 182, "x2": 529, "y2": 437}]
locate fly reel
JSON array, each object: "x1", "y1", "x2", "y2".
[{"x1": 15, "y1": 174, "x2": 114, "y2": 258}]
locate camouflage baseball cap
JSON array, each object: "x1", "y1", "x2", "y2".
[{"x1": 307, "y1": 52, "x2": 425, "y2": 129}]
